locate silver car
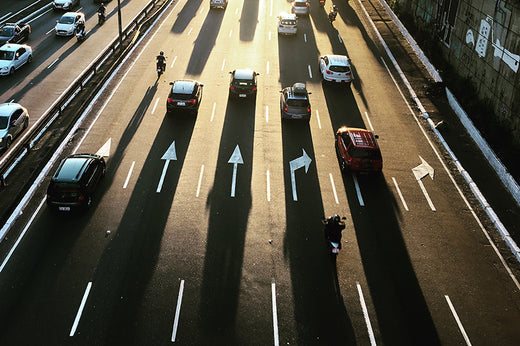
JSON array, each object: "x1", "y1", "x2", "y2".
[
  {"x1": 291, "y1": 0, "x2": 309, "y2": 15},
  {"x1": 0, "y1": 103, "x2": 29, "y2": 151},
  {"x1": 53, "y1": 0, "x2": 80, "y2": 11},
  {"x1": 55, "y1": 12, "x2": 85, "y2": 36}
]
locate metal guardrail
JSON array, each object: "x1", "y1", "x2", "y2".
[{"x1": 0, "y1": 0, "x2": 169, "y2": 187}]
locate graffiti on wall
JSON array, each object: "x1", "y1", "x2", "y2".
[{"x1": 465, "y1": 3, "x2": 519, "y2": 73}]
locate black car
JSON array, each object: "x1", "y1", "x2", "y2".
[
  {"x1": 46, "y1": 154, "x2": 106, "y2": 212},
  {"x1": 229, "y1": 69, "x2": 259, "y2": 100},
  {"x1": 280, "y1": 82, "x2": 311, "y2": 121},
  {"x1": 166, "y1": 80, "x2": 203, "y2": 114},
  {"x1": 0, "y1": 23, "x2": 31, "y2": 46}
]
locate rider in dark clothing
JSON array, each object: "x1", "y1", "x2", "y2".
[
  {"x1": 156, "y1": 51, "x2": 166, "y2": 69},
  {"x1": 98, "y1": 3, "x2": 106, "y2": 16},
  {"x1": 323, "y1": 215, "x2": 345, "y2": 246},
  {"x1": 76, "y1": 20, "x2": 85, "y2": 36}
]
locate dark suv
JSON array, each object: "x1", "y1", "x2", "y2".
[
  {"x1": 280, "y1": 82, "x2": 311, "y2": 121},
  {"x1": 46, "y1": 154, "x2": 106, "y2": 211},
  {"x1": 166, "y1": 80, "x2": 203, "y2": 114},
  {"x1": 229, "y1": 69, "x2": 259, "y2": 100}
]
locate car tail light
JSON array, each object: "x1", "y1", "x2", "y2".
[
  {"x1": 78, "y1": 194, "x2": 85, "y2": 202},
  {"x1": 167, "y1": 98, "x2": 175, "y2": 103},
  {"x1": 230, "y1": 85, "x2": 235, "y2": 90},
  {"x1": 284, "y1": 106, "x2": 288, "y2": 111},
  {"x1": 306, "y1": 3, "x2": 309, "y2": 6},
  {"x1": 187, "y1": 99, "x2": 196, "y2": 104},
  {"x1": 252, "y1": 87, "x2": 257, "y2": 91},
  {"x1": 326, "y1": 70, "x2": 333, "y2": 74},
  {"x1": 307, "y1": 107, "x2": 310, "y2": 112}
]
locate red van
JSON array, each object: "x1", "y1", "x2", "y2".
[{"x1": 335, "y1": 126, "x2": 382, "y2": 173}]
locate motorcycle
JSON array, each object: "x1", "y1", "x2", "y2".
[
  {"x1": 322, "y1": 216, "x2": 346, "y2": 261},
  {"x1": 328, "y1": 9, "x2": 337, "y2": 24},
  {"x1": 76, "y1": 30, "x2": 86, "y2": 42},
  {"x1": 98, "y1": 12, "x2": 106, "y2": 25},
  {"x1": 157, "y1": 61, "x2": 165, "y2": 77},
  {"x1": 319, "y1": 0, "x2": 325, "y2": 8}
]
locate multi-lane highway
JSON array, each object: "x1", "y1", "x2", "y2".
[{"x1": 1, "y1": 0, "x2": 520, "y2": 344}]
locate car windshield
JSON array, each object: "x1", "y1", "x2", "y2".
[
  {"x1": 0, "y1": 116, "x2": 8, "y2": 129},
  {"x1": 348, "y1": 147, "x2": 382, "y2": 160},
  {"x1": 281, "y1": 19, "x2": 296, "y2": 25},
  {"x1": 287, "y1": 99, "x2": 308, "y2": 107},
  {"x1": 0, "y1": 27, "x2": 14, "y2": 36},
  {"x1": 330, "y1": 65, "x2": 350, "y2": 73},
  {"x1": 0, "y1": 50, "x2": 14, "y2": 60},
  {"x1": 60, "y1": 16, "x2": 75, "y2": 24}
]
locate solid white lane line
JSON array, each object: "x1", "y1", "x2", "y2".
[
  {"x1": 391, "y1": 177, "x2": 409, "y2": 211},
  {"x1": 266, "y1": 170, "x2": 271, "y2": 202},
  {"x1": 199, "y1": 7, "x2": 204, "y2": 14},
  {"x1": 357, "y1": 283, "x2": 377, "y2": 346},
  {"x1": 151, "y1": 97, "x2": 160, "y2": 114},
  {"x1": 417, "y1": 179, "x2": 436, "y2": 211},
  {"x1": 123, "y1": 161, "x2": 135, "y2": 189},
  {"x1": 268, "y1": 31, "x2": 271, "y2": 40},
  {"x1": 221, "y1": 59, "x2": 226, "y2": 71},
  {"x1": 329, "y1": 173, "x2": 339, "y2": 204},
  {"x1": 170, "y1": 56, "x2": 177, "y2": 68},
  {"x1": 265, "y1": 105, "x2": 269, "y2": 123},
  {"x1": 70, "y1": 282, "x2": 92, "y2": 336},
  {"x1": 445, "y1": 295, "x2": 472, "y2": 346},
  {"x1": 338, "y1": 34, "x2": 343, "y2": 43},
  {"x1": 353, "y1": 174, "x2": 365, "y2": 206},
  {"x1": 0, "y1": 197, "x2": 45, "y2": 273},
  {"x1": 235, "y1": 8, "x2": 238, "y2": 15},
  {"x1": 156, "y1": 160, "x2": 170, "y2": 193},
  {"x1": 196, "y1": 165, "x2": 204, "y2": 197},
  {"x1": 270, "y1": 0, "x2": 273, "y2": 16},
  {"x1": 365, "y1": 111, "x2": 375, "y2": 131},
  {"x1": 45, "y1": 28, "x2": 54, "y2": 35},
  {"x1": 315, "y1": 109, "x2": 321, "y2": 129},
  {"x1": 308, "y1": 65, "x2": 312, "y2": 78},
  {"x1": 171, "y1": 280, "x2": 185, "y2": 342},
  {"x1": 210, "y1": 102, "x2": 216, "y2": 122},
  {"x1": 304, "y1": 33, "x2": 307, "y2": 42},
  {"x1": 271, "y1": 282, "x2": 280, "y2": 346}
]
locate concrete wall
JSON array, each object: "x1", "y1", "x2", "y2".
[{"x1": 397, "y1": 0, "x2": 519, "y2": 139}]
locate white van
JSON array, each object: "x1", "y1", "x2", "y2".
[{"x1": 278, "y1": 13, "x2": 297, "y2": 35}]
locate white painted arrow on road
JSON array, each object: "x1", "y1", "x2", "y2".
[
  {"x1": 412, "y1": 156, "x2": 436, "y2": 211},
  {"x1": 290, "y1": 148, "x2": 312, "y2": 201},
  {"x1": 228, "y1": 145, "x2": 243, "y2": 197},
  {"x1": 156, "y1": 140, "x2": 177, "y2": 193},
  {"x1": 96, "y1": 138, "x2": 111, "y2": 157}
]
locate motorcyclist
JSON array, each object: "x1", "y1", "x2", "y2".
[
  {"x1": 323, "y1": 214, "x2": 345, "y2": 247},
  {"x1": 156, "y1": 51, "x2": 166, "y2": 70},
  {"x1": 98, "y1": 3, "x2": 106, "y2": 17},
  {"x1": 319, "y1": 0, "x2": 326, "y2": 7},
  {"x1": 76, "y1": 20, "x2": 85, "y2": 36},
  {"x1": 329, "y1": 5, "x2": 338, "y2": 22}
]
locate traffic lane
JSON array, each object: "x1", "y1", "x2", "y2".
[
  {"x1": 73, "y1": 111, "x2": 197, "y2": 344},
  {"x1": 281, "y1": 120, "x2": 356, "y2": 344},
  {"x1": 197, "y1": 97, "x2": 257, "y2": 343}
]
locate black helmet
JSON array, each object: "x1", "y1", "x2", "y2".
[
  {"x1": 333, "y1": 214, "x2": 340, "y2": 223},
  {"x1": 160, "y1": 51, "x2": 164, "y2": 56}
]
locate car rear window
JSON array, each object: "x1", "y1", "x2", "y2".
[
  {"x1": 170, "y1": 92, "x2": 194, "y2": 100},
  {"x1": 287, "y1": 99, "x2": 308, "y2": 107},
  {"x1": 348, "y1": 147, "x2": 382, "y2": 160},
  {"x1": 330, "y1": 65, "x2": 350, "y2": 73}
]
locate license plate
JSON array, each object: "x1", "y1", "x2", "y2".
[
  {"x1": 177, "y1": 102, "x2": 185, "y2": 106},
  {"x1": 239, "y1": 94, "x2": 246, "y2": 98},
  {"x1": 292, "y1": 115, "x2": 302, "y2": 119},
  {"x1": 59, "y1": 206, "x2": 71, "y2": 211}
]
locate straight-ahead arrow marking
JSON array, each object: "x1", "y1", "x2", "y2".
[
  {"x1": 228, "y1": 145, "x2": 243, "y2": 197},
  {"x1": 157, "y1": 141, "x2": 177, "y2": 193},
  {"x1": 96, "y1": 138, "x2": 111, "y2": 157},
  {"x1": 289, "y1": 148, "x2": 312, "y2": 201},
  {"x1": 412, "y1": 156, "x2": 436, "y2": 211}
]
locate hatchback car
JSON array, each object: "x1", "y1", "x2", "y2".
[
  {"x1": 46, "y1": 153, "x2": 106, "y2": 211},
  {"x1": 166, "y1": 80, "x2": 203, "y2": 114},
  {"x1": 210, "y1": 0, "x2": 228, "y2": 9},
  {"x1": 0, "y1": 103, "x2": 29, "y2": 151},
  {"x1": 55, "y1": 12, "x2": 85, "y2": 36},
  {"x1": 280, "y1": 83, "x2": 311, "y2": 121},
  {"x1": 335, "y1": 127, "x2": 382, "y2": 173},
  {"x1": 319, "y1": 54, "x2": 354, "y2": 84},
  {"x1": 0, "y1": 43, "x2": 32, "y2": 76},
  {"x1": 229, "y1": 69, "x2": 259, "y2": 100},
  {"x1": 291, "y1": 0, "x2": 309, "y2": 15},
  {"x1": 278, "y1": 13, "x2": 297, "y2": 35},
  {"x1": 53, "y1": 0, "x2": 80, "y2": 11}
]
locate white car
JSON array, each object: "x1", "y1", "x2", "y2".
[
  {"x1": 210, "y1": 0, "x2": 228, "y2": 9},
  {"x1": 318, "y1": 54, "x2": 354, "y2": 84},
  {"x1": 291, "y1": 0, "x2": 309, "y2": 15},
  {"x1": 55, "y1": 12, "x2": 85, "y2": 36},
  {"x1": 0, "y1": 103, "x2": 29, "y2": 151},
  {"x1": 0, "y1": 43, "x2": 32, "y2": 76},
  {"x1": 278, "y1": 13, "x2": 297, "y2": 35}
]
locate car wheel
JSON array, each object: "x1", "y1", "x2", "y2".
[
  {"x1": 27, "y1": 55, "x2": 32, "y2": 63},
  {"x1": 5, "y1": 137, "x2": 12, "y2": 150},
  {"x1": 23, "y1": 118, "x2": 28, "y2": 129},
  {"x1": 9, "y1": 67, "x2": 15, "y2": 75}
]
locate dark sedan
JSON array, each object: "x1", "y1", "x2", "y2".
[{"x1": 166, "y1": 80, "x2": 203, "y2": 114}]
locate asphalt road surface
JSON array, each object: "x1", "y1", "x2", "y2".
[{"x1": 1, "y1": 0, "x2": 519, "y2": 345}]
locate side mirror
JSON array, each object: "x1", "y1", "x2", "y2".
[
  {"x1": 169, "y1": 82, "x2": 174, "y2": 85},
  {"x1": 307, "y1": 92, "x2": 312, "y2": 94},
  {"x1": 375, "y1": 135, "x2": 379, "y2": 139}
]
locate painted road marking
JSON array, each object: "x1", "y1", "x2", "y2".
[
  {"x1": 267, "y1": 170, "x2": 271, "y2": 202},
  {"x1": 271, "y1": 282, "x2": 279, "y2": 346},
  {"x1": 353, "y1": 174, "x2": 365, "y2": 206},
  {"x1": 187, "y1": 27, "x2": 192, "y2": 36},
  {"x1": 266, "y1": 61, "x2": 270, "y2": 74},
  {"x1": 290, "y1": 149, "x2": 312, "y2": 201},
  {"x1": 196, "y1": 165, "x2": 204, "y2": 197},
  {"x1": 338, "y1": 34, "x2": 342, "y2": 43},
  {"x1": 445, "y1": 295, "x2": 472, "y2": 346},
  {"x1": 308, "y1": 65, "x2": 312, "y2": 78},
  {"x1": 170, "y1": 56, "x2": 177, "y2": 68},
  {"x1": 47, "y1": 58, "x2": 59, "y2": 69},
  {"x1": 365, "y1": 111, "x2": 375, "y2": 131},
  {"x1": 329, "y1": 173, "x2": 339, "y2": 204},
  {"x1": 221, "y1": 59, "x2": 226, "y2": 71},
  {"x1": 265, "y1": 105, "x2": 269, "y2": 123},
  {"x1": 152, "y1": 97, "x2": 160, "y2": 114},
  {"x1": 171, "y1": 280, "x2": 185, "y2": 342},
  {"x1": 70, "y1": 282, "x2": 92, "y2": 336},
  {"x1": 210, "y1": 102, "x2": 216, "y2": 122},
  {"x1": 123, "y1": 161, "x2": 135, "y2": 189},
  {"x1": 229, "y1": 29, "x2": 232, "y2": 37},
  {"x1": 157, "y1": 141, "x2": 177, "y2": 193},
  {"x1": 391, "y1": 177, "x2": 408, "y2": 211},
  {"x1": 412, "y1": 156, "x2": 436, "y2": 211},
  {"x1": 357, "y1": 283, "x2": 377, "y2": 345},
  {"x1": 315, "y1": 109, "x2": 321, "y2": 129},
  {"x1": 228, "y1": 145, "x2": 244, "y2": 197},
  {"x1": 96, "y1": 138, "x2": 111, "y2": 157}
]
